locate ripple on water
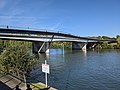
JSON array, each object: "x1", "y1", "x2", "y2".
[{"x1": 30, "y1": 49, "x2": 120, "y2": 90}]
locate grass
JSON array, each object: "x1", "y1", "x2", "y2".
[{"x1": 31, "y1": 83, "x2": 46, "y2": 90}]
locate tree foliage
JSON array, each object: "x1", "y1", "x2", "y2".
[
  {"x1": 0, "y1": 40, "x2": 37, "y2": 76},
  {"x1": 51, "y1": 42, "x2": 72, "y2": 49}
]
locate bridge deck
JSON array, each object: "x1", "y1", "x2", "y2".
[{"x1": 0, "y1": 28, "x2": 116, "y2": 42}]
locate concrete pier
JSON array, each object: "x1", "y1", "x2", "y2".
[
  {"x1": 32, "y1": 42, "x2": 50, "y2": 53},
  {"x1": 72, "y1": 42, "x2": 87, "y2": 50}
]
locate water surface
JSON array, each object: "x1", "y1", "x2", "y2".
[{"x1": 30, "y1": 49, "x2": 120, "y2": 90}]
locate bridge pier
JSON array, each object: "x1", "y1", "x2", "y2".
[
  {"x1": 72, "y1": 42, "x2": 98, "y2": 50},
  {"x1": 32, "y1": 42, "x2": 50, "y2": 53},
  {"x1": 72, "y1": 42, "x2": 87, "y2": 50},
  {"x1": 86, "y1": 42, "x2": 97, "y2": 49}
]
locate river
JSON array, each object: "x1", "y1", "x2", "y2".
[{"x1": 30, "y1": 49, "x2": 120, "y2": 90}]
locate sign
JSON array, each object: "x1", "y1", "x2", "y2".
[
  {"x1": 42, "y1": 63, "x2": 50, "y2": 74},
  {"x1": 42, "y1": 60, "x2": 50, "y2": 87}
]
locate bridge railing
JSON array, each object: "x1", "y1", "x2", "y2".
[
  {"x1": 0, "y1": 25, "x2": 62, "y2": 34},
  {"x1": 0, "y1": 25, "x2": 117, "y2": 42}
]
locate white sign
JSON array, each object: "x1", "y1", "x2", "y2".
[
  {"x1": 42, "y1": 60, "x2": 50, "y2": 87},
  {"x1": 42, "y1": 64, "x2": 50, "y2": 74}
]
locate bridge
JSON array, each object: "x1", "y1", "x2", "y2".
[{"x1": 0, "y1": 27, "x2": 116, "y2": 53}]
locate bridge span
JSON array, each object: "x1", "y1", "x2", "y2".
[{"x1": 0, "y1": 28, "x2": 116, "y2": 53}]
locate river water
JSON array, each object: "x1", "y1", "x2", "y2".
[{"x1": 30, "y1": 49, "x2": 120, "y2": 90}]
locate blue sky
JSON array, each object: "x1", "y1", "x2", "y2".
[{"x1": 0, "y1": 0, "x2": 120, "y2": 37}]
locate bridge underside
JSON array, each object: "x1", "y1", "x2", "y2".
[
  {"x1": 0, "y1": 33, "x2": 99, "y2": 53},
  {"x1": 72, "y1": 42, "x2": 98, "y2": 50},
  {"x1": 32, "y1": 42, "x2": 50, "y2": 53},
  {"x1": 32, "y1": 41, "x2": 98, "y2": 53},
  {"x1": 0, "y1": 28, "x2": 116, "y2": 53}
]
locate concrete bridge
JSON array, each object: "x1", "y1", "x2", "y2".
[{"x1": 0, "y1": 28, "x2": 116, "y2": 53}]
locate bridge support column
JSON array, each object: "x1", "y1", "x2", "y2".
[
  {"x1": 32, "y1": 42, "x2": 50, "y2": 53},
  {"x1": 91, "y1": 43, "x2": 97, "y2": 48},
  {"x1": 72, "y1": 42, "x2": 87, "y2": 51},
  {"x1": 86, "y1": 42, "x2": 97, "y2": 49}
]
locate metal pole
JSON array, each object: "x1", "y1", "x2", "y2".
[
  {"x1": 62, "y1": 44, "x2": 65, "y2": 62},
  {"x1": 45, "y1": 72, "x2": 48, "y2": 87},
  {"x1": 45, "y1": 60, "x2": 48, "y2": 87},
  {"x1": 63, "y1": 44, "x2": 64, "y2": 55}
]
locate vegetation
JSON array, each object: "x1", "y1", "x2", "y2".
[
  {"x1": 96, "y1": 35, "x2": 120, "y2": 49},
  {"x1": 0, "y1": 40, "x2": 37, "y2": 78},
  {"x1": 31, "y1": 83, "x2": 46, "y2": 90},
  {"x1": 51, "y1": 42, "x2": 72, "y2": 49},
  {"x1": 116, "y1": 36, "x2": 120, "y2": 49}
]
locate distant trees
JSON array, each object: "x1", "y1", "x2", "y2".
[
  {"x1": 0, "y1": 40, "x2": 32, "y2": 49},
  {"x1": 116, "y1": 36, "x2": 120, "y2": 49},
  {"x1": 94, "y1": 35, "x2": 120, "y2": 49},
  {"x1": 101, "y1": 36, "x2": 111, "y2": 39},
  {"x1": 51, "y1": 42, "x2": 72, "y2": 49},
  {"x1": 116, "y1": 35, "x2": 120, "y2": 39}
]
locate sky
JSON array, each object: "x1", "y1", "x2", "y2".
[{"x1": 0, "y1": 0, "x2": 120, "y2": 37}]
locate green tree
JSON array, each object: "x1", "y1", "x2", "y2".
[
  {"x1": 116, "y1": 37, "x2": 120, "y2": 49},
  {"x1": 0, "y1": 43, "x2": 37, "y2": 75},
  {"x1": 102, "y1": 36, "x2": 111, "y2": 39},
  {"x1": 116, "y1": 35, "x2": 120, "y2": 39}
]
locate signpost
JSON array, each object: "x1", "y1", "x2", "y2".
[{"x1": 42, "y1": 60, "x2": 50, "y2": 87}]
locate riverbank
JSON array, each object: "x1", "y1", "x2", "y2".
[
  {"x1": 0, "y1": 72, "x2": 26, "y2": 90},
  {"x1": 0, "y1": 72, "x2": 57, "y2": 90}
]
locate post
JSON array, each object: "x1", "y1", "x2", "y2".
[
  {"x1": 62, "y1": 44, "x2": 65, "y2": 62},
  {"x1": 45, "y1": 60, "x2": 48, "y2": 87},
  {"x1": 42, "y1": 60, "x2": 50, "y2": 87},
  {"x1": 63, "y1": 44, "x2": 64, "y2": 55}
]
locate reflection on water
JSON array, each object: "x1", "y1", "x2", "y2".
[{"x1": 30, "y1": 49, "x2": 120, "y2": 90}]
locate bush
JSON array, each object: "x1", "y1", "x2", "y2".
[{"x1": 0, "y1": 43, "x2": 37, "y2": 76}]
